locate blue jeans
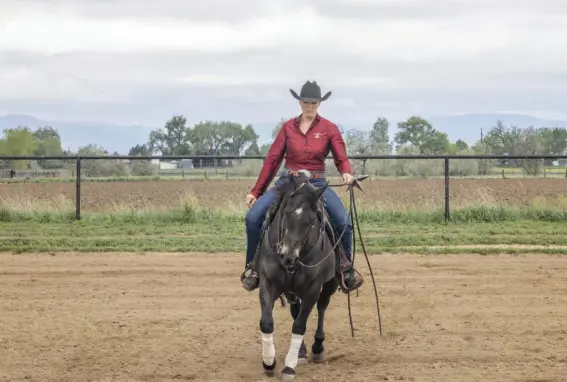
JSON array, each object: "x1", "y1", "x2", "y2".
[{"x1": 245, "y1": 175, "x2": 353, "y2": 266}]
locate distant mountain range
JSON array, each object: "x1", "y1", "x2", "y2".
[
  {"x1": 1, "y1": 113, "x2": 566, "y2": 154},
  {"x1": 0, "y1": 114, "x2": 155, "y2": 154}
]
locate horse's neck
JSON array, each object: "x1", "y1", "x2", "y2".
[{"x1": 266, "y1": 195, "x2": 288, "y2": 243}]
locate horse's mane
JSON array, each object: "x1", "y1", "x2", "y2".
[
  {"x1": 274, "y1": 176, "x2": 296, "y2": 204},
  {"x1": 273, "y1": 175, "x2": 319, "y2": 212}
]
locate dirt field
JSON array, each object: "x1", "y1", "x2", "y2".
[
  {"x1": 2, "y1": 177, "x2": 567, "y2": 211},
  {"x1": 1, "y1": 252, "x2": 567, "y2": 381}
]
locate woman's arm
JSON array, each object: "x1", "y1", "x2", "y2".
[
  {"x1": 328, "y1": 123, "x2": 353, "y2": 176},
  {"x1": 249, "y1": 126, "x2": 287, "y2": 199}
]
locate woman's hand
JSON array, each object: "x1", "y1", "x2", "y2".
[
  {"x1": 341, "y1": 173, "x2": 355, "y2": 185},
  {"x1": 246, "y1": 194, "x2": 257, "y2": 208}
]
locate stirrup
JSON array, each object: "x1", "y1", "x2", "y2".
[
  {"x1": 339, "y1": 268, "x2": 364, "y2": 294},
  {"x1": 240, "y1": 266, "x2": 257, "y2": 282}
]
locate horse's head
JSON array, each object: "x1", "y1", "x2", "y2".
[{"x1": 277, "y1": 173, "x2": 327, "y2": 268}]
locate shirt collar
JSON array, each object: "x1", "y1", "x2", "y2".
[{"x1": 293, "y1": 113, "x2": 320, "y2": 128}]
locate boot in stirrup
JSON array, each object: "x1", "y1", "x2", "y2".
[
  {"x1": 341, "y1": 265, "x2": 364, "y2": 293},
  {"x1": 338, "y1": 250, "x2": 364, "y2": 293},
  {"x1": 240, "y1": 264, "x2": 260, "y2": 292}
]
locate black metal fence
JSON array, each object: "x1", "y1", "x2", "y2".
[{"x1": 1, "y1": 154, "x2": 567, "y2": 221}]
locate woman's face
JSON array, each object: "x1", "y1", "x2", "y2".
[{"x1": 299, "y1": 100, "x2": 320, "y2": 118}]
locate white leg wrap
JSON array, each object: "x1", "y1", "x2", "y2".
[
  {"x1": 284, "y1": 333, "x2": 304, "y2": 369},
  {"x1": 261, "y1": 333, "x2": 276, "y2": 366}
]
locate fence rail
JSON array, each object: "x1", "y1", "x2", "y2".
[{"x1": 2, "y1": 154, "x2": 567, "y2": 221}]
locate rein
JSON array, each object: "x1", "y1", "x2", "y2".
[{"x1": 328, "y1": 176, "x2": 383, "y2": 338}]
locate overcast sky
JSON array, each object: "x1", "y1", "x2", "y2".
[{"x1": 1, "y1": 0, "x2": 567, "y2": 130}]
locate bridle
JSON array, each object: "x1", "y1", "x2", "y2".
[
  {"x1": 273, "y1": 181, "x2": 344, "y2": 273},
  {"x1": 269, "y1": 182, "x2": 330, "y2": 274}
]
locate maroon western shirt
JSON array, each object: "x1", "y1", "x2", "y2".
[{"x1": 250, "y1": 114, "x2": 352, "y2": 199}]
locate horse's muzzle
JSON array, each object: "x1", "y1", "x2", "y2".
[{"x1": 283, "y1": 256, "x2": 298, "y2": 268}]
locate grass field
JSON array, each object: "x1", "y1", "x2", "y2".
[
  {"x1": 1, "y1": 176, "x2": 567, "y2": 252},
  {"x1": 2, "y1": 176, "x2": 567, "y2": 380}
]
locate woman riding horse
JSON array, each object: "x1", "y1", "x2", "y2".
[{"x1": 241, "y1": 80, "x2": 364, "y2": 293}]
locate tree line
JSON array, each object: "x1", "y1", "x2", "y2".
[
  {"x1": 1, "y1": 114, "x2": 566, "y2": 177},
  {"x1": 339, "y1": 116, "x2": 567, "y2": 176}
]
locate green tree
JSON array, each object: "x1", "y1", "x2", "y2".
[
  {"x1": 128, "y1": 144, "x2": 154, "y2": 175},
  {"x1": 344, "y1": 129, "x2": 373, "y2": 174},
  {"x1": 32, "y1": 125, "x2": 64, "y2": 169},
  {"x1": 129, "y1": 144, "x2": 150, "y2": 156},
  {"x1": 369, "y1": 117, "x2": 393, "y2": 154},
  {"x1": 394, "y1": 116, "x2": 449, "y2": 154},
  {"x1": 244, "y1": 141, "x2": 261, "y2": 155},
  {"x1": 475, "y1": 120, "x2": 564, "y2": 175},
  {"x1": 187, "y1": 120, "x2": 258, "y2": 167},
  {"x1": 517, "y1": 126, "x2": 544, "y2": 175},
  {"x1": 447, "y1": 139, "x2": 469, "y2": 154},
  {"x1": 148, "y1": 115, "x2": 192, "y2": 155},
  {"x1": 455, "y1": 139, "x2": 468, "y2": 151},
  {"x1": 130, "y1": 158, "x2": 157, "y2": 176},
  {"x1": 32, "y1": 126, "x2": 60, "y2": 141},
  {"x1": 538, "y1": 127, "x2": 567, "y2": 164},
  {"x1": 77, "y1": 144, "x2": 129, "y2": 177},
  {"x1": 0, "y1": 127, "x2": 37, "y2": 169},
  {"x1": 483, "y1": 120, "x2": 521, "y2": 156},
  {"x1": 220, "y1": 123, "x2": 258, "y2": 155},
  {"x1": 190, "y1": 121, "x2": 228, "y2": 155}
]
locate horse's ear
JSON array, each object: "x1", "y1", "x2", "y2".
[{"x1": 314, "y1": 181, "x2": 328, "y2": 199}]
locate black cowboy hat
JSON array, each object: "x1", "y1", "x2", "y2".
[{"x1": 290, "y1": 81, "x2": 331, "y2": 102}]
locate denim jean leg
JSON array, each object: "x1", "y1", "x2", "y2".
[
  {"x1": 244, "y1": 175, "x2": 289, "y2": 265},
  {"x1": 317, "y1": 181, "x2": 353, "y2": 260}
]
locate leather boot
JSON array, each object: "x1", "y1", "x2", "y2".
[{"x1": 338, "y1": 249, "x2": 364, "y2": 293}]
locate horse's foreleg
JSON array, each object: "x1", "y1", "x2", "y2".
[
  {"x1": 281, "y1": 288, "x2": 319, "y2": 381},
  {"x1": 312, "y1": 279, "x2": 337, "y2": 363},
  {"x1": 259, "y1": 279, "x2": 279, "y2": 376},
  {"x1": 288, "y1": 298, "x2": 307, "y2": 364}
]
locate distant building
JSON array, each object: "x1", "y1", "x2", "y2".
[
  {"x1": 179, "y1": 159, "x2": 194, "y2": 169},
  {"x1": 158, "y1": 160, "x2": 179, "y2": 170}
]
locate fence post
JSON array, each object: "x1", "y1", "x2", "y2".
[
  {"x1": 75, "y1": 158, "x2": 82, "y2": 220},
  {"x1": 444, "y1": 157, "x2": 450, "y2": 221}
]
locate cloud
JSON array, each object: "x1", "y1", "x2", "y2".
[
  {"x1": 0, "y1": 2, "x2": 533, "y2": 58},
  {"x1": 1, "y1": 0, "x2": 567, "y2": 126}
]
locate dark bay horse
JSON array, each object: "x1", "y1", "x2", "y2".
[{"x1": 255, "y1": 171, "x2": 342, "y2": 381}]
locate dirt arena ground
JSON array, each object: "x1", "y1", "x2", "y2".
[
  {"x1": 2, "y1": 177, "x2": 567, "y2": 211},
  {"x1": 2, "y1": 252, "x2": 567, "y2": 381}
]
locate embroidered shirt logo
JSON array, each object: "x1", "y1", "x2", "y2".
[{"x1": 313, "y1": 133, "x2": 321, "y2": 139}]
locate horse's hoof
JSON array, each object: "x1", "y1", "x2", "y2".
[
  {"x1": 312, "y1": 350, "x2": 325, "y2": 363},
  {"x1": 281, "y1": 366, "x2": 296, "y2": 381},
  {"x1": 263, "y1": 360, "x2": 277, "y2": 377}
]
